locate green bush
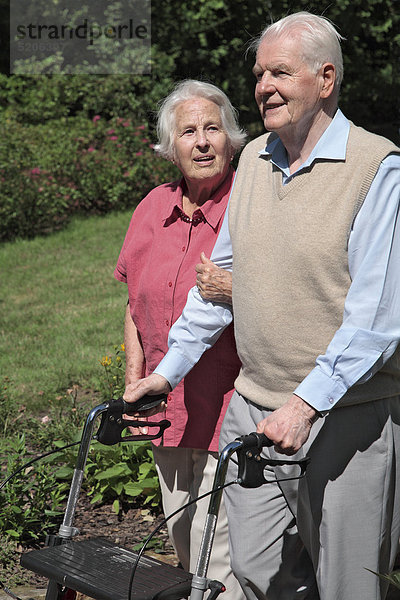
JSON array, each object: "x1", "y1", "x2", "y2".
[
  {"x1": 0, "y1": 385, "x2": 160, "y2": 547},
  {"x1": 55, "y1": 438, "x2": 160, "y2": 515},
  {"x1": 0, "y1": 60, "x2": 177, "y2": 126},
  {"x1": 0, "y1": 348, "x2": 159, "y2": 550},
  {"x1": 0, "y1": 434, "x2": 67, "y2": 542},
  {"x1": 0, "y1": 114, "x2": 178, "y2": 241},
  {"x1": 55, "y1": 346, "x2": 161, "y2": 514}
]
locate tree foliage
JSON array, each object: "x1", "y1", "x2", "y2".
[
  {"x1": 0, "y1": 0, "x2": 398, "y2": 240},
  {"x1": 151, "y1": 0, "x2": 399, "y2": 141},
  {"x1": 1, "y1": 0, "x2": 398, "y2": 140}
]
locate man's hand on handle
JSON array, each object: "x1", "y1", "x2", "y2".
[
  {"x1": 123, "y1": 373, "x2": 171, "y2": 436},
  {"x1": 256, "y1": 394, "x2": 319, "y2": 455}
]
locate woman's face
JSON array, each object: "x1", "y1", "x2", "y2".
[{"x1": 173, "y1": 98, "x2": 232, "y2": 188}]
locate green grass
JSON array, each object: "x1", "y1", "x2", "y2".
[{"x1": 0, "y1": 210, "x2": 134, "y2": 412}]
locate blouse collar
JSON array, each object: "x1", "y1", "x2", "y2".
[{"x1": 161, "y1": 166, "x2": 235, "y2": 230}]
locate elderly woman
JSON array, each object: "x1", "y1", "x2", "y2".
[{"x1": 114, "y1": 80, "x2": 246, "y2": 599}]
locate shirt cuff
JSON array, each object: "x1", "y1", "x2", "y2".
[
  {"x1": 294, "y1": 367, "x2": 348, "y2": 414},
  {"x1": 154, "y1": 348, "x2": 194, "y2": 390},
  {"x1": 114, "y1": 266, "x2": 127, "y2": 283}
]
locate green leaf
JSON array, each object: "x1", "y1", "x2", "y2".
[
  {"x1": 114, "y1": 481, "x2": 124, "y2": 495},
  {"x1": 123, "y1": 481, "x2": 143, "y2": 497},
  {"x1": 366, "y1": 568, "x2": 400, "y2": 590},
  {"x1": 94, "y1": 464, "x2": 130, "y2": 480},
  {"x1": 55, "y1": 466, "x2": 74, "y2": 479},
  {"x1": 5, "y1": 530, "x2": 20, "y2": 539},
  {"x1": 138, "y1": 477, "x2": 158, "y2": 489},
  {"x1": 139, "y1": 462, "x2": 154, "y2": 477},
  {"x1": 90, "y1": 492, "x2": 104, "y2": 504}
]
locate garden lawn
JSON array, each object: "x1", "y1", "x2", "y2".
[{"x1": 0, "y1": 210, "x2": 134, "y2": 412}]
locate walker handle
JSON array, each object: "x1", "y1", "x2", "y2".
[
  {"x1": 96, "y1": 396, "x2": 169, "y2": 445},
  {"x1": 237, "y1": 432, "x2": 273, "y2": 449},
  {"x1": 122, "y1": 393, "x2": 167, "y2": 414}
]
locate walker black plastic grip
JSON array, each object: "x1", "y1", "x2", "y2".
[
  {"x1": 237, "y1": 432, "x2": 274, "y2": 449},
  {"x1": 122, "y1": 393, "x2": 167, "y2": 414}
]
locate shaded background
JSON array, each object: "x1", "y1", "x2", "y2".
[
  {"x1": 1, "y1": 0, "x2": 399, "y2": 141},
  {"x1": 0, "y1": 0, "x2": 399, "y2": 242}
]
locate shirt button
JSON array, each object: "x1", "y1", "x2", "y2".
[
  {"x1": 165, "y1": 319, "x2": 169, "y2": 326},
  {"x1": 329, "y1": 397, "x2": 334, "y2": 404},
  {"x1": 168, "y1": 281, "x2": 172, "y2": 287},
  {"x1": 181, "y1": 246, "x2": 185, "y2": 252}
]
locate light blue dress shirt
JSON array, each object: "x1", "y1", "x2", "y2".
[{"x1": 155, "y1": 110, "x2": 400, "y2": 414}]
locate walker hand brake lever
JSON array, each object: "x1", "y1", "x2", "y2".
[
  {"x1": 96, "y1": 396, "x2": 169, "y2": 445},
  {"x1": 235, "y1": 432, "x2": 309, "y2": 488}
]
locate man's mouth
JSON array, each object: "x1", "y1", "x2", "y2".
[{"x1": 265, "y1": 103, "x2": 284, "y2": 111}]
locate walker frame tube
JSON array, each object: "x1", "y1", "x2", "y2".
[{"x1": 22, "y1": 401, "x2": 305, "y2": 600}]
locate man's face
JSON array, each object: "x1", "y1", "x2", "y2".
[{"x1": 253, "y1": 33, "x2": 325, "y2": 140}]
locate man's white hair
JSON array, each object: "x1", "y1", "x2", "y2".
[{"x1": 251, "y1": 12, "x2": 345, "y2": 88}]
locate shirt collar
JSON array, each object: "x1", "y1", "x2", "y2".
[
  {"x1": 258, "y1": 109, "x2": 350, "y2": 178},
  {"x1": 161, "y1": 166, "x2": 235, "y2": 230}
]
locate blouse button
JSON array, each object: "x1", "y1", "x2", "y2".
[
  {"x1": 181, "y1": 246, "x2": 185, "y2": 252},
  {"x1": 165, "y1": 319, "x2": 169, "y2": 326},
  {"x1": 168, "y1": 281, "x2": 172, "y2": 287}
]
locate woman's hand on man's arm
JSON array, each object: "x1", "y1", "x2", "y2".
[{"x1": 195, "y1": 252, "x2": 232, "y2": 304}]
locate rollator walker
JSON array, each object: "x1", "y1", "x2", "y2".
[{"x1": 21, "y1": 396, "x2": 309, "y2": 600}]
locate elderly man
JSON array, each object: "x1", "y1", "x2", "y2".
[{"x1": 124, "y1": 12, "x2": 400, "y2": 600}]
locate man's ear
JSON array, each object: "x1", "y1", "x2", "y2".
[{"x1": 320, "y1": 63, "x2": 336, "y2": 99}]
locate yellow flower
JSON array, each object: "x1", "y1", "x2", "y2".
[
  {"x1": 101, "y1": 355, "x2": 112, "y2": 367},
  {"x1": 120, "y1": 343, "x2": 125, "y2": 352}
]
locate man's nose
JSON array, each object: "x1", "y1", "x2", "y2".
[{"x1": 257, "y1": 73, "x2": 275, "y2": 95}]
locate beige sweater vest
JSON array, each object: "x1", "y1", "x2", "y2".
[{"x1": 230, "y1": 123, "x2": 400, "y2": 410}]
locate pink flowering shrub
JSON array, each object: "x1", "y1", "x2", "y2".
[{"x1": 1, "y1": 116, "x2": 178, "y2": 241}]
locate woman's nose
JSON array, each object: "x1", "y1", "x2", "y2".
[{"x1": 196, "y1": 129, "x2": 208, "y2": 147}]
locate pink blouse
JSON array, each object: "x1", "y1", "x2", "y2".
[{"x1": 114, "y1": 168, "x2": 240, "y2": 451}]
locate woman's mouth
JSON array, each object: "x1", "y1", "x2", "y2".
[{"x1": 194, "y1": 155, "x2": 214, "y2": 164}]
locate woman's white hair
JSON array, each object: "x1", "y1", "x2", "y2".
[
  {"x1": 154, "y1": 80, "x2": 246, "y2": 161},
  {"x1": 250, "y1": 12, "x2": 345, "y2": 88}
]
